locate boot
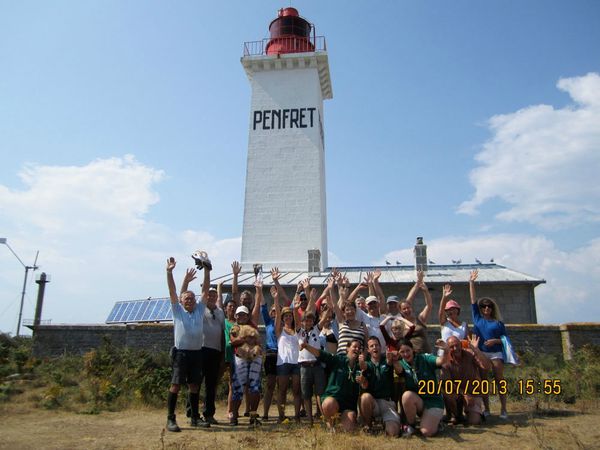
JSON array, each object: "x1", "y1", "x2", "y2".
[{"x1": 167, "y1": 415, "x2": 181, "y2": 432}]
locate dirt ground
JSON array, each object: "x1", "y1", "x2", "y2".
[{"x1": 1, "y1": 398, "x2": 598, "y2": 450}]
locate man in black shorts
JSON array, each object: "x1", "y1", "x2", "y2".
[{"x1": 165, "y1": 256, "x2": 210, "y2": 432}]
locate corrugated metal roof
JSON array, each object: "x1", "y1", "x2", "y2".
[{"x1": 211, "y1": 264, "x2": 545, "y2": 286}]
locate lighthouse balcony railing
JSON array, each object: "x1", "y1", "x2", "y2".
[{"x1": 243, "y1": 36, "x2": 326, "y2": 56}]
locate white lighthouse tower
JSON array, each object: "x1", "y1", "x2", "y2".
[{"x1": 240, "y1": 8, "x2": 332, "y2": 272}]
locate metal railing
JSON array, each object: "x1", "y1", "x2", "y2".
[{"x1": 243, "y1": 35, "x2": 326, "y2": 56}]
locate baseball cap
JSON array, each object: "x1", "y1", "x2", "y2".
[
  {"x1": 366, "y1": 295, "x2": 379, "y2": 304},
  {"x1": 386, "y1": 295, "x2": 400, "y2": 304},
  {"x1": 235, "y1": 305, "x2": 250, "y2": 315},
  {"x1": 444, "y1": 300, "x2": 461, "y2": 311}
]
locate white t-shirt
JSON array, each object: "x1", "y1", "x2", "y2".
[
  {"x1": 202, "y1": 306, "x2": 225, "y2": 351},
  {"x1": 356, "y1": 308, "x2": 385, "y2": 348},
  {"x1": 441, "y1": 320, "x2": 468, "y2": 341}
]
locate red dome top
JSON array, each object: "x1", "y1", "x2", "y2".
[{"x1": 266, "y1": 8, "x2": 314, "y2": 55}]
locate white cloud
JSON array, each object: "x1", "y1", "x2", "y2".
[
  {"x1": 383, "y1": 234, "x2": 600, "y2": 324},
  {"x1": 459, "y1": 72, "x2": 600, "y2": 229},
  {"x1": 0, "y1": 156, "x2": 240, "y2": 335}
]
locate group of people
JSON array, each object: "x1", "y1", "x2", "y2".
[{"x1": 165, "y1": 257, "x2": 513, "y2": 437}]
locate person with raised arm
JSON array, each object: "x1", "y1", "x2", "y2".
[
  {"x1": 358, "y1": 336, "x2": 402, "y2": 436},
  {"x1": 228, "y1": 279, "x2": 263, "y2": 426},
  {"x1": 165, "y1": 257, "x2": 210, "y2": 432},
  {"x1": 260, "y1": 279, "x2": 279, "y2": 421},
  {"x1": 441, "y1": 335, "x2": 491, "y2": 425},
  {"x1": 438, "y1": 283, "x2": 468, "y2": 344},
  {"x1": 300, "y1": 338, "x2": 364, "y2": 432},
  {"x1": 398, "y1": 270, "x2": 433, "y2": 354},
  {"x1": 470, "y1": 269, "x2": 509, "y2": 419},
  {"x1": 180, "y1": 266, "x2": 225, "y2": 426},
  {"x1": 274, "y1": 278, "x2": 302, "y2": 423},
  {"x1": 333, "y1": 283, "x2": 367, "y2": 356},
  {"x1": 354, "y1": 271, "x2": 387, "y2": 353},
  {"x1": 398, "y1": 338, "x2": 450, "y2": 437},
  {"x1": 297, "y1": 276, "x2": 330, "y2": 425}
]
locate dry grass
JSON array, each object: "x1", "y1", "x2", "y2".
[{"x1": 1, "y1": 394, "x2": 599, "y2": 450}]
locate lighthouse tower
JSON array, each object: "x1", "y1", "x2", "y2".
[{"x1": 240, "y1": 8, "x2": 332, "y2": 272}]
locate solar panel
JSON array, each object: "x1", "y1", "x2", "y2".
[{"x1": 105, "y1": 298, "x2": 174, "y2": 324}]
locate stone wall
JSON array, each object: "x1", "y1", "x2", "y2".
[{"x1": 32, "y1": 322, "x2": 599, "y2": 360}]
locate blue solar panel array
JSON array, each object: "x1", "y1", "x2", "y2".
[{"x1": 105, "y1": 298, "x2": 174, "y2": 324}]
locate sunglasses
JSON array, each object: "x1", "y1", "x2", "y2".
[{"x1": 480, "y1": 304, "x2": 493, "y2": 309}]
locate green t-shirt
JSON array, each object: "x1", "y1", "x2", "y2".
[
  {"x1": 318, "y1": 350, "x2": 360, "y2": 410},
  {"x1": 364, "y1": 358, "x2": 394, "y2": 400},
  {"x1": 400, "y1": 353, "x2": 444, "y2": 409},
  {"x1": 224, "y1": 319, "x2": 234, "y2": 363}
]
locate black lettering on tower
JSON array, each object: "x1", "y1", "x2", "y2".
[
  {"x1": 290, "y1": 109, "x2": 299, "y2": 128},
  {"x1": 253, "y1": 111, "x2": 262, "y2": 130}
]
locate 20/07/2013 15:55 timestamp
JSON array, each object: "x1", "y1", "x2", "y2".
[{"x1": 417, "y1": 379, "x2": 562, "y2": 396}]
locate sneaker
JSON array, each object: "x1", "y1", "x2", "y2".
[
  {"x1": 299, "y1": 409, "x2": 307, "y2": 418},
  {"x1": 402, "y1": 424, "x2": 415, "y2": 437},
  {"x1": 204, "y1": 416, "x2": 219, "y2": 425},
  {"x1": 483, "y1": 410, "x2": 491, "y2": 418},
  {"x1": 249, "y1": 414, "x2": 262, "y2": 426},
  {"x1": 499, "y1": 412, "x2": 509, "y2": 420},
  {"x1": 229, "y1": 417, "x2": 238, "y2": 426},
  {"x1": 167, "y1": 417, "x2": 181, "y2": 433},
  {"x1": 261, "y1": 415, "x2": 269, "y2": 421},
  {"x1": 191, "y1": 416, "x2": 210, "y2": 428},
  {"x1": 243, "y1": 412, "x2": 250, "y2": 417}
]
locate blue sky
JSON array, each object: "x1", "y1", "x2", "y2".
[{"x1": 1, "y1": 1, "x2": 599, "y2": 334}]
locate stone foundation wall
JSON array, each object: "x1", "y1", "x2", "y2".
[{"x1": 32, "y1": 322, "x2": 599, "y2": 360}]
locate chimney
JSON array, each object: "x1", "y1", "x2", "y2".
[
  {"x1": 308, "y1": 249, "x2": 321, "y2": 274},
  {"x1": 414, "y1": 237, "x2": 428, "y2": 272}
]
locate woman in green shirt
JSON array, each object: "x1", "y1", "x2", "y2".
[
  {"x1": 300, "y1": 338, "x2": 365, "y2": 432},
  {"x1": 398, "y1": 338, "x2": 449, "y2": 437}
]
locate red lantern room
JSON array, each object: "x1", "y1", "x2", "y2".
[{"x1": 265, "y1": 7, "x2": 315, "y2": 55}]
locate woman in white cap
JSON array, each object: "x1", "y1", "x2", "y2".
[{"x1": 228, "y1": 280, "x2": 263, "y2": 425}]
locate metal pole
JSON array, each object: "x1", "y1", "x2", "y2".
[{"x1": 16, "y1": 266, "x2": 31, "y2": 337}]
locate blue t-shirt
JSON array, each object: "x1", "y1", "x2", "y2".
[
  {"x1": 172, "y1": 301, "x2": 206, "y2": 350},
  {"x1": 261, "y1": 304, "x2": 278, "y2": 352},
  {"x1": 471, "y1": 303, "x2": 506, "y2": 353}
]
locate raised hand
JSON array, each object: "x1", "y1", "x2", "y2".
[
  {"x1": 470, "y1": 269, "x2": 478, "y2": 282},
  {"x1": 254, "y1": 278, "x2": 263, "y2": 289},
  {"x1": 183, "y1": 267, "x2": 197, "y2": 284},
  {"x1": 468, "y1": 334, "x2": 480, "y2": 349},
  {"x1": 331, "y1": 268, "x2": 340, "y2": 282},
  {"x1": 373, "y1": 268, "x2": 382, "y2": 281},
  {"x1": 301, "y1": 278, "x2": 311, "y2": 291},
  {"x1": 166, "y1": 257, "x2": 176, "y2": 272},
  {"x1": 442, "y1": 284, "x2": 452, "y2": 298},
  {"x1": 231, "y1": 261, "x2": 241, "y2": 276},
  {"x1": 310, "y1": 287, "x2": 318, "y2": 302},
  {"x1": 296, "y1": 281, "x2": 304, "y2": 294},
  {"x1": 270, "y1": 286, "x2": 278, "y2": 299},
  {"x1": 434, "y1": 338, "x2": 448, "y2": 350},
  {"x1": 326, "y1": 275, "x2": 335, "y2": 290},
  {"x1": 270, "y1": 267, "x2": 281, "y2": 282},
  {"x1": 417, "y1": 270, "x2": 425, "y2": 283}
]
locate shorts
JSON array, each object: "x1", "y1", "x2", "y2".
[
  {"x1": 231, "y1": 355, "x2": 262, "y2": 401},
  {"x1": 373, "y1": 398, "x2": 400, "y2": 424},
  {"x1": 483, "y1": 351, "x2": 504, "y2": 361},
  {"x1": 264, "y1": 351, "x2": 278, "y2": 377},
  {"x1": 323, "y1": 395, "x2": 357, "y2": 413},
  {"x1": 423, "y1": 407, "x2": 444, "y2": 420},
  {"x1": 276, "y1": 363, "x2": 300, "y2": 377},
  {"x1": 171, "y1": 349, "x2": 202, "y2": 385},
  {"x1": 300, "y1": 363, "x2": 326, "y2": 399}
]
